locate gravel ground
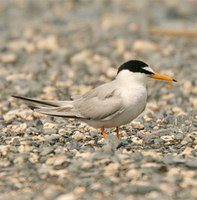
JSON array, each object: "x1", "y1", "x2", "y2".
[{"x1": 0, "y1": 0, "x2": 197, "y2": 200}]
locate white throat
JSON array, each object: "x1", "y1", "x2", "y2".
[{"x1": 116, "y1": 70, "x2": 150, "y2": 87}]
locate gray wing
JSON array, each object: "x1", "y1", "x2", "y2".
[
  {"x1": 73, "y1": 82, "x2": 124, "y2": 121},
  {"x1": 12, "y1": 82, "x2": 125, "y2": 121}
]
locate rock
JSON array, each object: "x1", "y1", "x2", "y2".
[
  {"x1": 74, "y1": 187, "x2": 86, "y2": 195},
  {"x1": 46, "y1": 157, "x2": 55, "y2": 165},
  {"x1": 13, "y1": 156, "x2": 25, "y2": 164},
  {"x1": 72, "y1": 131, "x2": 84, "y2": 140},
  {"x1": 161, "y1": 135, "x2": 174, "y2": 142},
  {"x1": 126, "y1": 184, "x2": 159, "y2": 194},
  {"x1": 180, "y1": 147, "x2": 193, "y2": 156},
  {"x1": 70, "y1": 50, "x2": 92, "y2": 64},
  {"x1": 104, "y1": 163, "x2": 120, "y2": 175},
  {"x1": 181, "y1": 137, "x2": 193, "y2": 145},
  {"x1": 142, "y1": 151, "x2": 162, "y2": 157},
  {"x1": 49, "y1": 169, "x2": 68, "y2": 178},
  {"x1": 12, "y1": 138, "x2": 20, "y2": 146},
  {"x1": 18, "y1": 142, "x2": 31, "y2": 153},
  {"x1": 175, "y1": 133, "x2": 184, "y2": 140},
  {"x1": 133, "y1": 40, "x2": 158, "y2": 52},
  {"x1": 53, "y1": 154, "x2": 69, "y2": 166},
  {"x1": 172, "y1": 106, "x2": 186, "y2": 115},
  {"x1": 132, "y1": 137, "x2": 143, "y2": 145},
  {"x1": 154, "y1": 138, "x2": 164, "y2": 145},
  {"x1": 80, "y1": 161, "x2": 93, "y2": 170},
  {"x1": 189, "y1": 97, "x2": 197, "y2": 107},
  {"x1": 106, "y1": 67, "x2": 117, "y2": 78},
  {"x1": 56, "y1": 193, "x2": 76, "y2": 200},
  {"x1": 185, "y1": 158, "x2": 197, "y2": 168},
  {"x1": 3, "y1": 110, "x2": 17, "y2": 121},
  {"x1": 37, "y1": 164, "x2": 53, "y2": 175},
  {"x1": 43, "y1": 123, "x2": 58, "y2": 129},
  {"x1": 131, "y1": 121, "x2": 144, "y2": 130},
  {"x1": 125, "y1": 169, "x2": 141, "y2": 178},
  {"x1": 0, "y1": 145, "x2": 9, "y2": 156},
  {"x1": 29, "y1": 153, "x2": 39, "y2": 163},
  {"x1": 36, "y1": 35, "x2": 59, "y2": 51},
  {"x1": 1, "y1": 53, "x2": 18, "y2": 63},
  {"x1": 40, "y1": 147, "x2": 54, "y2": 156}
]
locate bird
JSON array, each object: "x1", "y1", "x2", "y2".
[{"x1": 12, "y1": 60, "x2": 176, "y2": 139}]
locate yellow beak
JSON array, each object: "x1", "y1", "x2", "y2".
[{"x1": 149, "y1": 72, "x2": 177, "y2": 82}]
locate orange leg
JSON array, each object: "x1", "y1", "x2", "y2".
[
  {"x1": 116, "y1": 127, "x2": 120, "y2": 139},
  {"x1": 101, "y1": 126, "x2": 106, "y2": 138}
]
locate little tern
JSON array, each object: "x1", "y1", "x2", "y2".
[{"x1": 12, "y1": 60, "x2": 176, "y2": 139}]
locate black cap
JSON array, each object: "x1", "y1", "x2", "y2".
[{"x1": 117, "y1": 60, "x2": 154, "y2": 75}]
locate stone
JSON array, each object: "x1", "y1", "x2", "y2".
[
  {"x1": 53, "y1": 154, "x2": 69, "y2": 166},
  {"x1": 55, "y1": 193, "x2": 76, "y2": 200},
  {"x1": 180, "y1": 147, "x2": 193, "y2": 156},
  {"x1": 0, "y1": 145, "x2": 9, "y2": 156},
  {"x1": 29, "y1": 153, "x2": 39, "y2": 163},
  {"x1": 36, "y1": 35, "x2": 59, "y2": 51},
  {"x1": 104, "y1": 163, "x2": 120, "y2": 175},
  {"x1": 74, "y1": 187, "x2": 86, "y2": 195},
  {"x1": 13, "y1": 156, "x2": 25, "y2": 164},
  {"x1": 40, "y1": 147, "x2": 54, "y2": 156},
  {"x1": 72, "y1": 131, "x2": 84, "y2": 140},
  {"x1": 133, "y1": 40, "x2": 158, "y2": 52},
  {"x1": 161, "y1": 135, "x2": 174, "y2": 142},
  {"x1": 43, "y1": 123, "x2": 58, "y2": 129},
  {"x1": 125, "y1": 169, "x2": 141, "y2": 178},
  {"x1": 175, "y1": 133, "x2": 184, "y2": 140},
  {"x1": 1, "y1": 53, "x2": 18, "y2": 63},
  {"x1": 181, "y1": 137, "x2": 193, "y2": 145}
]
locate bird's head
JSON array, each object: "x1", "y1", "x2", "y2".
[{"x1": 116, "y1": 60, "x2": 176, "y2": 86}]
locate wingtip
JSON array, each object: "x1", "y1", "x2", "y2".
[{"x1": 11, "y1": 95, "x2": 24, "y2": 99}]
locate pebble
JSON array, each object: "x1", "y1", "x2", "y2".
[
  {"x1": 185, "y1": 158, "x2": 197, "y2": 168},
  {"x1": 104, "y1": 163, "x2": 120, "y2": 174},
  {"x1": 29, "y1": 153, "x2": 39, "y2": 163},
  {"x1": 133, "y1": 40, "x2": 158, "y2": 52},
  {"x1": 18, "y1": 142, "x2": 31, "y2": 153},
  {"x1": 161, "y1": 135, "x2": 174, "y2": 142},
  {"x1": 1, "y1": 53, "x2": 18, "y2": 63},
  {"x1": 131, "y1": 121, "x2": 144, "y2": 130},
  {"x1": 175, "y1": 133, "x2": 184, "y2": 140},
  {"x1": 53, "y1": 154, "x2": 69, "y2": 166},
  {"x1": 72, "y1": 131, "x2": 84, "y2": 140},
  {"x1": 56, "y1": 193, "x2": 76, "y2": 200},
  {"x1": 36, "y1": 35, "x2": 59, "y2": 51},
  {"x1": 44, "y1": 123, "x2": 58, "y2": 129},
  {"x1": 180, "y1": 147, "x2": 193, "y2": 156},
  {"x1": 125, "y1": 169, "x2": 141, "y2": 178},
  {"x1": 181, "y1": 137, "x2": 193, "y2": 145},
  {"x1": 40, "y1": 147, "x2": 54, "y2": 156},
  {"x1": 132, "y1": 137, "x2": 143, "y2": 145},
  {"x1": 0, "y1": 145, "x2": 9, "y2": 156},
  {"x1": 70, "y1": 50, "x2": 92, "y2": 64},
  {"x1": 74, "y1": 187, "x2": 86, "y2": 195},
  {"x1": 13, "y1": 156, "x2": 25, "y2": 164}
]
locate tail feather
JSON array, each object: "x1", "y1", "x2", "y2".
[
  {"x1": 12, "y1": 95, "x2": 86, "y2": 119},
  {"x1": 12, "y1": 95, "x2": 72, "y2": 107},
  {"x1": 34, "y1": 107, "x2": 85, "y2": 119}
]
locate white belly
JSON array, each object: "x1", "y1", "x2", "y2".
[{"x1": 84, "y1": 85, "x2": 147, "y2": 128}]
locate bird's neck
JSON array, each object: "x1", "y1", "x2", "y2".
[{"x1": 115, "y1": 71, "x2": 149, "y2": 88}]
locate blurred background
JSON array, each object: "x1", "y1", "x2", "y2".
[{"x1": 0, "y1": 0, "x2": 196, "y2": 112}]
